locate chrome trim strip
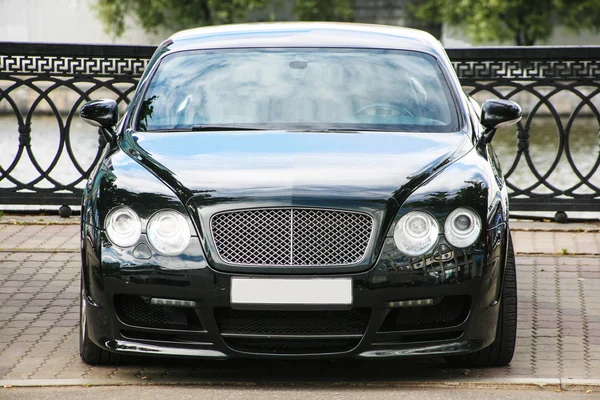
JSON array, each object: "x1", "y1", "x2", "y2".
[
  {"x1": 108, "y1": 339, "x2": 227, "y2": 358},
  {"x1": 220, "y1": 333, "x2": 363, "y2": 339}
]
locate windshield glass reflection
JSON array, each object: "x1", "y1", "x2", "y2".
[{"x1": 137, "y1": 48, "x2": 459, "y2": 132}]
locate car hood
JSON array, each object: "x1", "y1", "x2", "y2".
[{"x1": 125, "y1": 130, "x2": 471, "y2": 210}]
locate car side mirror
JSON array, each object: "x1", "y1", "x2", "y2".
[
  {"x1": 80, "y1": 99, "x2": 119, "y2": 145},
  {"x1": 480, "y1": 99, "x2": 522, "y2": 144},
  {"x1": 80, "y1": 99, "x2": 119, "y2": 128}
]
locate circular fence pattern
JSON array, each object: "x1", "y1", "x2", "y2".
[
  {"x1": 1, "y1": 44, "x2": 599, "y2": 212},
  {"x1": 0, "y1": 43, "x2": 150, "y2": 206},
  {"x1": 465, "y1": 80, "x2": 600, "y2": 199},
  {"x1": 451, "y1": 48, "x2": 600, "y2": 212}
]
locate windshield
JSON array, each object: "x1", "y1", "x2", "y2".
[{"x1": 136, "y1": 48, "x2": 459, "y2": 132}]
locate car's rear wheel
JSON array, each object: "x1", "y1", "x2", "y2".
[
  {"x1": 79, "y1": 276, "x2": 123, "y2": 365},
  {"x1": 445, "y1": 231, "x2": 517, "y2": 367}
]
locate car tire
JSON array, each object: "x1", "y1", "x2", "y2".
[
  {"x1": 445, "y1": 231, "x2": 517, "y2": 367},
  {"x1": 79, "y1": 277, "x2": 123, "y2": 365}
]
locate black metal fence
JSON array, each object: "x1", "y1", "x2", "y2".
[
  {"x1": 449, "y1": 47, "x2": 600, "y2": 213},
  {"x1": 1, "y1": 43, "x2": 599, "y2": 213}
]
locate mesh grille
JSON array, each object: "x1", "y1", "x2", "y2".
[
  {"x1": 211, "y1": 208, "x2": 373, "y2": 266},
  {"x1": 114, "y1": 295, "x2": 201, "y2": 330},
  {"x1": 292, "y1": 209, "x2": 372, "y2": 265},
  {"x1": 215, "y1": 308, "x2": 370, "y2": 335}
]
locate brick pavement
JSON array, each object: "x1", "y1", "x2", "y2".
[
  {"x1": 0, "y1": 224, "x2": 79, "y2": 253},
  {"x1": 0, "y1": 220, "x2": 599, "y2": 387}
]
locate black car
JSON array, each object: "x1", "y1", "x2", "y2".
[{"x1": 79, "y1": 22, "x2": 521, "y2": 367}]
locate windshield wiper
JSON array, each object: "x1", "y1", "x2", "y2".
[
  {"x1": 325, "y1": 127, "x2": 424, "y2": 133},
  {"x1": 324, "y1": 127, "x2": 381, "y2": 132},
  {"x1": 289, "y1": 127, "x2": 388, "y2": 133},
  {"x1": 191, "y1": 125, "x2": 265, "y2": 131},
  {"x1": 149, "y1": 126, "x2": 408, "y2": 133}
]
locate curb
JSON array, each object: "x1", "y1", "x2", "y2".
[
  {"x1": 2, "y1": 249, "x2": 594, "y2": 257},
  {"x1": 512, "y1": 227, "x2": 600, "y2": 233},
  {"x1": 0, "y1": 221, "x2": 79, "y2": 226},
  {"x1": 514, "y1": 252, "x2": 599, "y2": 257},
  {"x1": 1, "y1": 378, "x2": 599, "y2": 391},
  {"x1": 0, "y1": 248, "x2": 79, "y2": 253}
]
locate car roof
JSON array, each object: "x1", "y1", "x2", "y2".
[{"x1": 166, "y1": 22, "x2": 444, "y2": 56}]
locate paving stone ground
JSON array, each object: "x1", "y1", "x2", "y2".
[
  {"x1": 0, "y1": 224, "x2": 79, "y2": 253},
  {"x1": 0, "y1": 220, "x2": 599, "y2": 386}
]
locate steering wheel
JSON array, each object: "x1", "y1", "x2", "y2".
[{"x1": 354, "y1": 103, "x2": 414, "y2": 116}]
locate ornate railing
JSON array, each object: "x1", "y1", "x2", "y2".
[
  {"x1": 0, "y1": 42, "x2": 151, "y2": 207},
  {"x1": 1, "y1": 43, "x2": 599, "y2": 214},
  {"x1": 447, "y1": 47, "x2": 600, "y2": 213}
]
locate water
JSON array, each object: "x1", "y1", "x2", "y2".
[
  {"x1": 1, "y1": 114, "x2": 599, "y2": 216},
  {"x1": 0, "y1": 114, "x2": 101, "y2": 190},
  {"x1": 493, "y1": 116, "x2": 600, "y2": 197}
]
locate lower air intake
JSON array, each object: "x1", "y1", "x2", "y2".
[
  {"x1": 215, "y1": 308, "x2": 371, "y2": 336},
  {"x1": 379, "y1": 295, "x2": 471, "y2": 331}
]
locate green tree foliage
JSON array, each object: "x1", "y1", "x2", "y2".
[
  {"x1": 409, "y1": 0, "x2": 600, "y2": 45},
  {"x1": 94, "y1": 0, "x2": 271, "y2": 37},
  {"x1": 94, "y1": 0, "x2": 354, "y2": 38},
  {"x1": 293, "y1": 0, "x2": 353, "y2": 21}
]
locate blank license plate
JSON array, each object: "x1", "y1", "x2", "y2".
[{"x1": 231, "y1": 278, "x2": 352, "y2": 305}]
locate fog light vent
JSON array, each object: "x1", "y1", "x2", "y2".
[
  {"x1": 114, "y1": 294, "x2": 202, "y2": 330},
  {"x1": 150, "y1": 298, "x2": 197, "y2": 308},
  {"x1": 379, "y1": 295, "x2": 471, "y2": 332},
  {"x1": 388, "y1": 298, "x2": 434, "y2": 308}
]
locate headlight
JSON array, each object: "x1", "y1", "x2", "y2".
[
  {"x1": 393, "y1": 211, "x2": 439, "y2": 256},
  {"x1": 444, "y1": 207, "x2": 481, "y2": 248},
  {"x1": 105, "y1": 207, "x2": 141, "y2": 247},
  {"x1": 147, "y1": 210, "x2": 191, "y2": 256}
]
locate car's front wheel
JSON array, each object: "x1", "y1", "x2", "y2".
[
  {"x1": 445, "y1": 231, "x2": 517, "y2": 367},
  {"x1": 79, "y1": 276, "x2": 123, "y2": 365}
]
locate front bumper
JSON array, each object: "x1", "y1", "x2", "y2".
[{"x1": 82, "y1": 223, "x2": 507, "y2": 360}]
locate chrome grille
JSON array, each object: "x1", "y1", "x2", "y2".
[{"x1": 211, "y1": 208, "x2": 373, "y2": 266}]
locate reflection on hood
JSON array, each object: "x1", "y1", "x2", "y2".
[{"x1": 125, "y1": 130, "x2": 471, "y2": 201}]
